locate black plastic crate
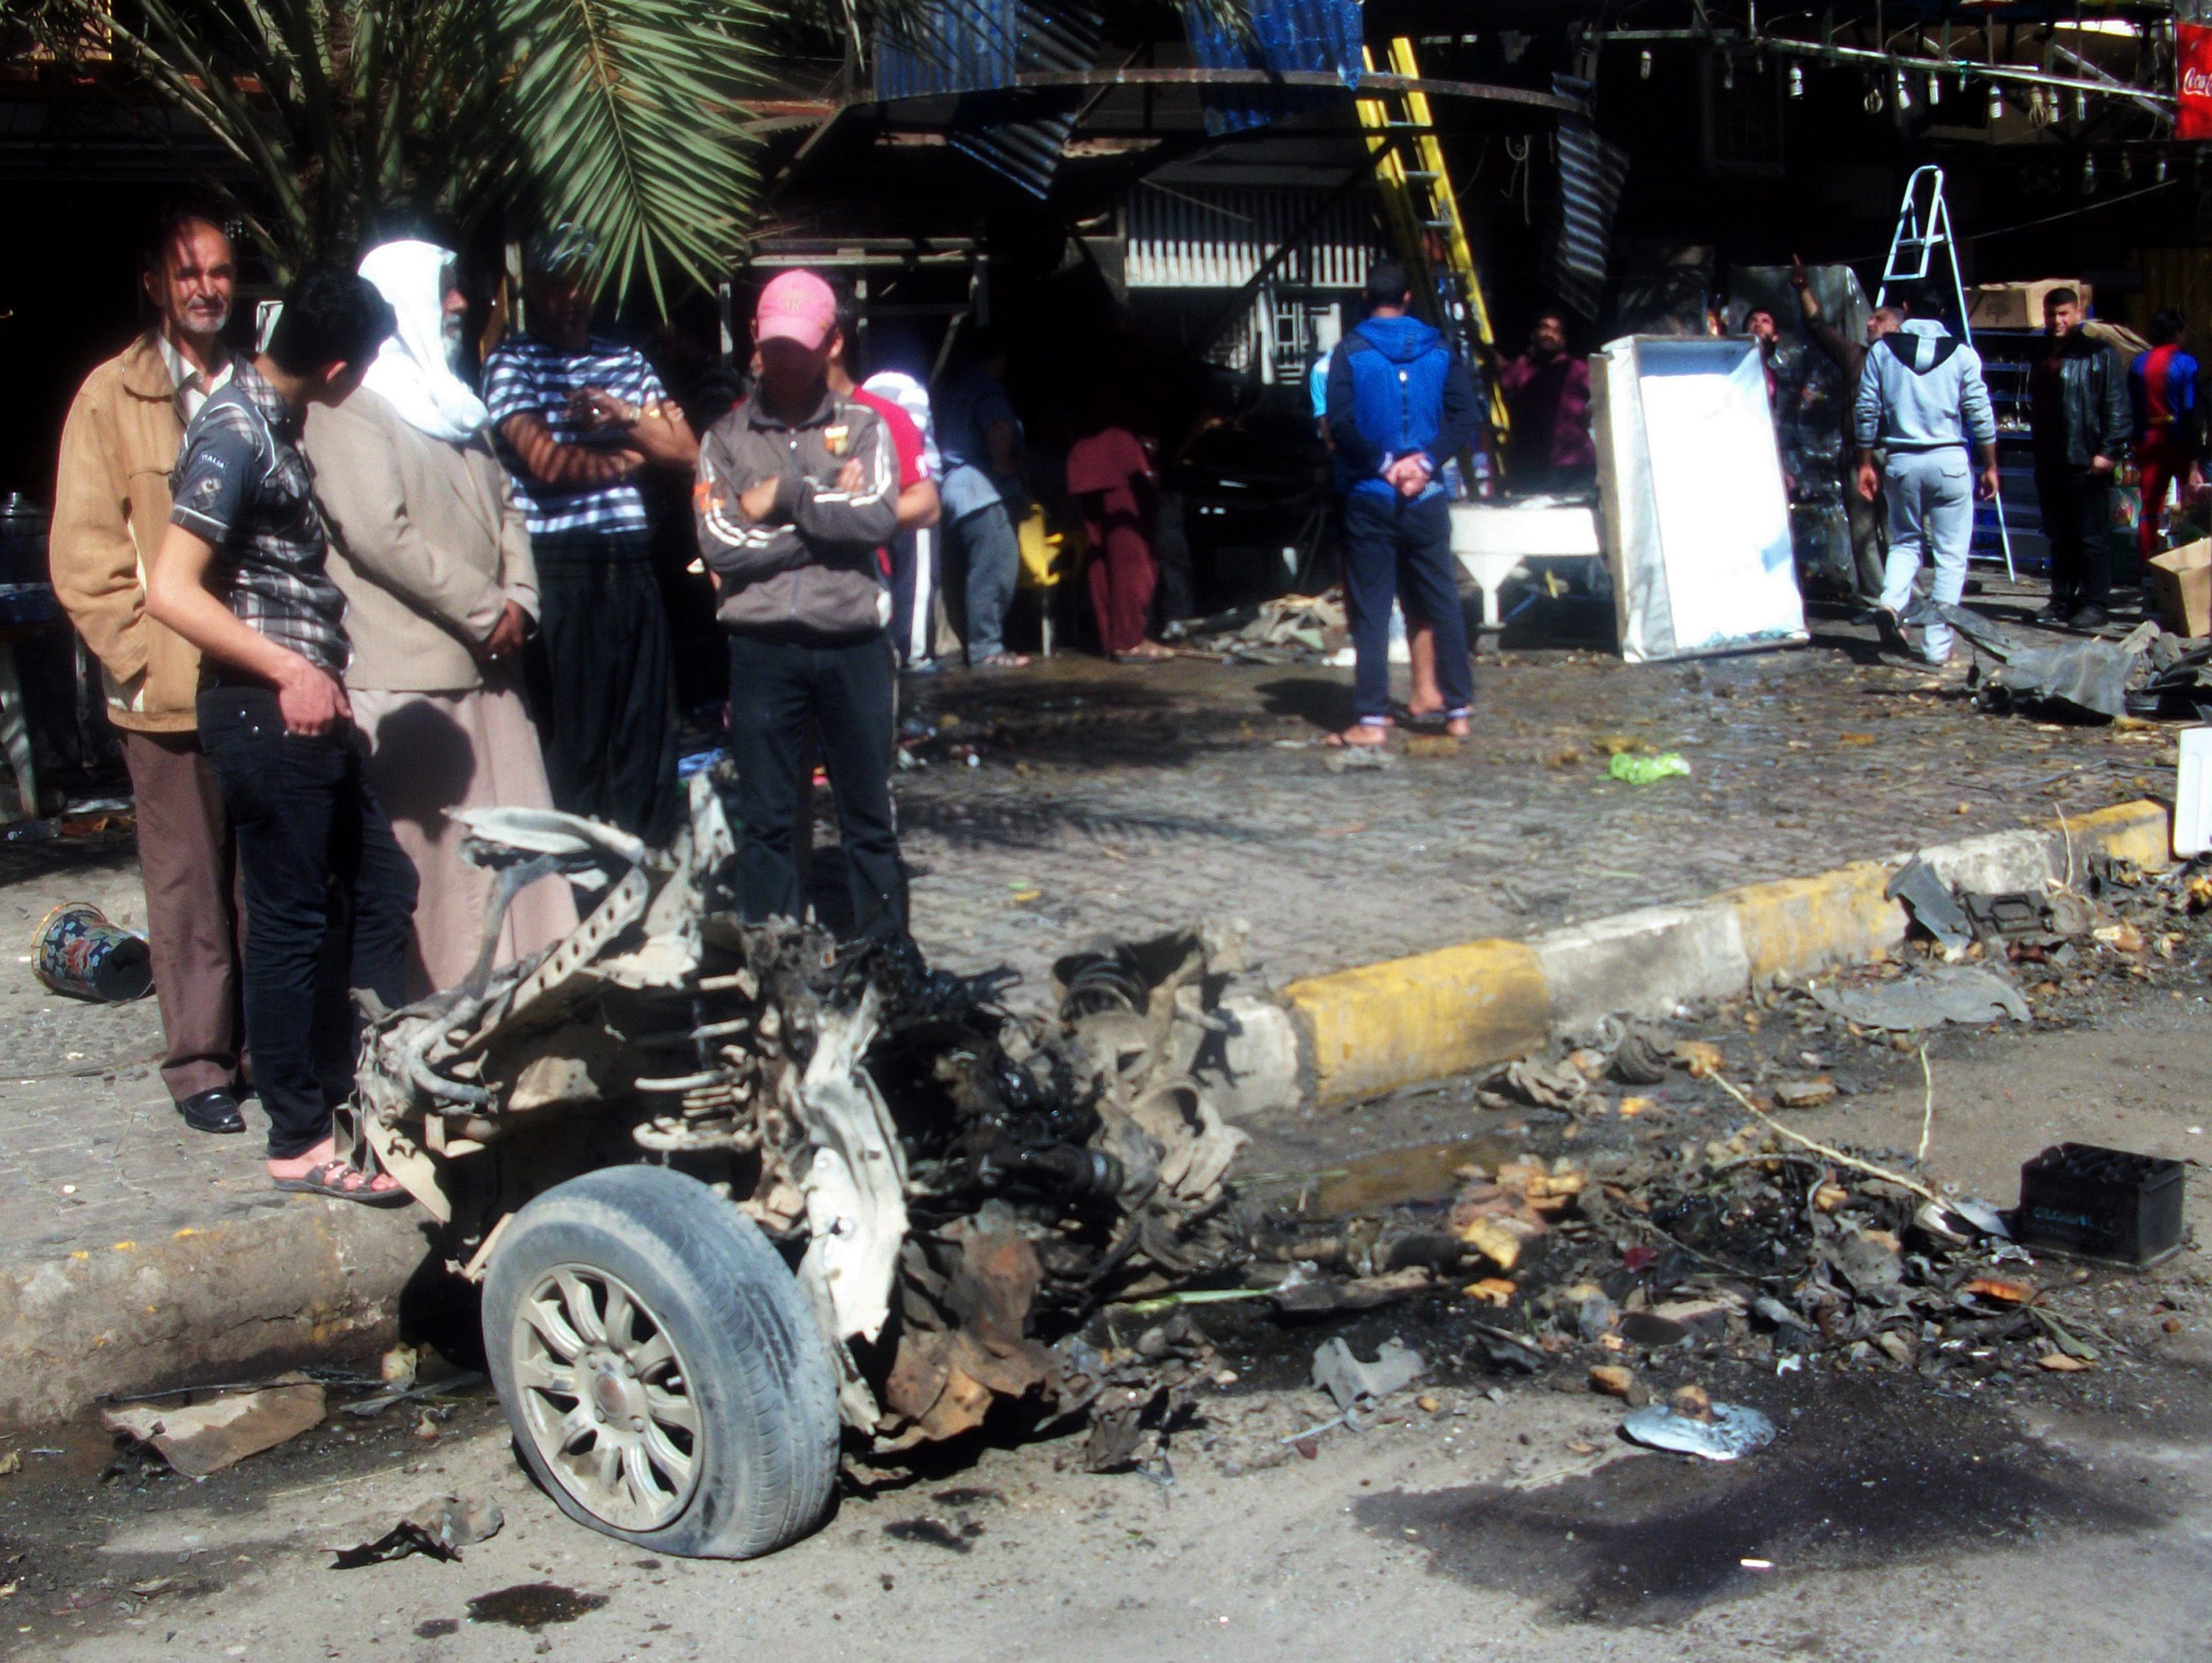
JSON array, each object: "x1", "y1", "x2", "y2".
[{"x1": 2017, "y1": 1143, "x2": 2186, "y2": 1267}]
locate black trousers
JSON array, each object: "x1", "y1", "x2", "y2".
[
  {"x1": 2034, "y1": 463, "x2": 2113, "y2": 612},
  {"x1": 726, "y1": 632, "x2": 905, "y2": 938},
  {"x1": 529, "y1": 530, "x2": 681, "y2": 844},
  {"x1": 1340, "y1": 490, "x2": 1473, "y2": 722},
  {"x1": 197, "y1": 687, "x2": 417, "y2": 1159}
]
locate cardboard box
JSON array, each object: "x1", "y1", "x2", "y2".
[
  {"x1": 1966, "y1": 279, "x2": 2093, "y2": 331},
  {"x1": 2150, "y1": 539, "x2": 2212, "y2": 639}
]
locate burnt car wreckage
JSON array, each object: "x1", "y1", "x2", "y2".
[{"x1": 349, "y1": 780, "x2": 1256, "y2": 1557}]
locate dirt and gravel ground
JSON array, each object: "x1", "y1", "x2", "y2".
[{"x1": 1, "y1": 878, "x2": 2207, "y2": 1663}]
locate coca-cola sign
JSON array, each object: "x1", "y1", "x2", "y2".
[{"x1": 2182, "y1": 22, "x2": 2212, "y2": 139}]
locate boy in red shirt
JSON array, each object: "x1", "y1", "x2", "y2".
[{"x1": 824, "y1": 290, "x2": 940, "y2": 578}]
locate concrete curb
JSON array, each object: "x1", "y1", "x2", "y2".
[
  {"x1": 0, "y1": 1202, "x2": 428, "y2": 1430},
  {"x1": 0, "y1": 799, "x2": 2171, "y2": 1429},
  {"x1": 1281, "y1": 799, "x2": 2172, "y2": 1110}
]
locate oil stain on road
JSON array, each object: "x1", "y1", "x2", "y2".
[{"x1": 1354, "y1": 1381, "x2": 2167, "y2": 1625}]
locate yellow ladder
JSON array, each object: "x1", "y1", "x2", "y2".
[{"x1": 1355, "y1": 36, "x2": 1509, "y2": 446}]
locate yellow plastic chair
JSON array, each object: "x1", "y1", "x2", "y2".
[{"x1": 1015, "y1": 508, "x2": 1083, "y2": 658}]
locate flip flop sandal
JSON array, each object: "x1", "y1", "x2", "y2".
[
  {"x1": 1397, "y1": 706, "x2": 1450, "y2": 734},
  {"x1": 1322, "y1": 721, "x2": 1394, "y2": 750},
  {"x1": 273, "y1": 1159, "x2": 414, "y2": 1208}
]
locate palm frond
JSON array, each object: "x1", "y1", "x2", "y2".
[
  {"x1": 24, "y1": 0, "x2": 1221, "y2": 305},
  {"x1": 498, "y1": 0, "x2": 769, "y2": 308}
]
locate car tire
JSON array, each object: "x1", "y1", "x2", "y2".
[{"x1": 481, "y1": 1164, "x2": 840, "y2": 1558}]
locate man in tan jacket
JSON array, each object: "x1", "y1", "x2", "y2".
[
  {"x1": 50, "y1": 204, "x2": 248, "y2": 1136},
  {"x1": 305, "y1": 240, "x2": 574, "y2": 994}
]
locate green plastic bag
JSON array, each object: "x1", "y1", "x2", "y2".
[{"x1": 1608, "y1": 751, "x2": 1691, "y2": 785}]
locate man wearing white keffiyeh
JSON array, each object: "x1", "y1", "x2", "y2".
[{"x1": 302, "y1": 238, "x2": 575, "y2": 994}]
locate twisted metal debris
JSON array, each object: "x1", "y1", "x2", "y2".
[{"x1": 353, "y1": 780, "x2": 1254, "y2": 1453}]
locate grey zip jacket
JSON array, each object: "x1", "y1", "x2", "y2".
[
  {"x1": 1853, "y1": 319, "x2": 1997, "y2": 453},
  {"x1": 695, "y1": 387, "x2": 898, "y2": 637}
]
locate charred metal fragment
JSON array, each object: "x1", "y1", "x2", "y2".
[{"x1": 353, "y1": 781, "x2": 1256, "y2": 1453}]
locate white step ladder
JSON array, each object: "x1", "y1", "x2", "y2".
[{"x1": 1877, "y1": 165, "x2": 2016, "y2": 580}]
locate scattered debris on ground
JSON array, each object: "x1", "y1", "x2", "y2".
[
  {"x1": 1607, "y1": 751, "x2": 1692, "y2": 785},
  {"x1": 1940, "y1": 605, "x2": 2212, "y2": 723},
  {"x1": 100, "y1": 1376, "x2": 325, "y2": 1476},
  {"x1": 355, "y1": 787, "x2": 1255, "y2": 1472},
  {"x1": 1620, "y1": 1397, "x2": 1776, "y2": 1461},
  {"x1": 1809, "y1": 964, "x2": 2031, "y2": 1030},
  {"x1": 1172, "y1": 592, "x2": 1348, "y2": 665},
  {"x1": 331, "y1": 1496, "x2": 504, "y2": 1569},
  {"x1": 1311, "y1": 1336, "x2": 1426, "y2": 1412},
  {"x1": 1170, "y1": 852, "x2": 2212, "y2": 1480}
]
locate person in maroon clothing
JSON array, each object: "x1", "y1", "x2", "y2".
[
  {"x1": 1495, "y1": 311, "x2": 1595, "y2": 495},
  {"x1": 1066, "y1": 419, "x2": 1170, "y2": 661}
]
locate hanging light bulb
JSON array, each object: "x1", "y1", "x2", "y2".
[
  {"x1": 1895, "y1": 70, "x2": 1912, "y2": 111},
  {"x1": 2074, "y1": 89, "x2": 2087, "y2": 122},
  {"x1": 1723, "y1": 55, "x2": 1736, "y2": 91},
  {"x1": 1865, "y1": 75, "x2": 1884, "y2": 114},
  {"x1": 1988, "y1": 84, "x2": 2004, "y2": 122},
  {"x1": 2159, "y1": 153, "x2": 2171, "y2": 183},
  {"x1": 1640, "y1": 49, "x2": 1652, "y2": 80},
  {"x1": 1790, "y1": 63, "x2": 1804, "y2": 98},
  {"x1": 2122, "y1": 152, "x2": 2134, "y2": 183},
  {"x1": 2083, "y1": 153, "x2": 2097, "y2": 191},
  {"x1": 1928, "y1": 73, "x2": 1942, "y2": 105}
]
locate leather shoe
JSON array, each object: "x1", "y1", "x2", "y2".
[
  {"x1": 2032, "y1": 601, "x2": 2073, "y2": 626},
  {"x1": 175, "y1": 1088, "x2": 246, "y2": 1135},
  {"x1": 2069, "y1": 604, "x2": 2110, "y2": 632}
]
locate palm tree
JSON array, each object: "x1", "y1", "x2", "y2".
[{"x1": 24, "y1": 0, "x2": 877, "y2": 307}]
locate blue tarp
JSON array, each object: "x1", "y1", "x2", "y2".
[
  {"x1": 1182, "y1": 0, "x2": 1366, "y2": 136},
  {"x1": 873, "y1": 1, "x2": 1103, "y2": 198}
]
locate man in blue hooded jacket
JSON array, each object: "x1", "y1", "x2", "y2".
[{"x1": 1323, "y1": 260, "x2": 1478, "y2": 746}]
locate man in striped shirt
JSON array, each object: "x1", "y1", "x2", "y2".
[{"x1": 483, "y1": 227, "x2": 698, "y2": 842}]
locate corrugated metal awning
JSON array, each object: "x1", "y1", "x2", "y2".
[
  {"x1": 1125, "y1": 181, "x2": 1375, "y2": 289},
  {"x1": 873, "y1": 1, "x2": 1102, "y2": 198},
  {"x1": 1545, "y1": 73, "x2": 1629, "y2": 319}
]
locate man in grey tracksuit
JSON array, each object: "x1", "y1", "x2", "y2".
[
  {"x1": 695, "y1": 269, "x2": 904, "y2": 936},
  {"x1": 1853, "y1": 288, "x2": 2000, "y2": 665}
]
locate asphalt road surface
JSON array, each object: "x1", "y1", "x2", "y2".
[{"x1": 4, "y1": 957, "x2": 2210, "y2": 1663}]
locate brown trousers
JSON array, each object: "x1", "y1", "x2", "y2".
[{"x1": 120, "y1": 729, "x2": 245, "y2": 1102}]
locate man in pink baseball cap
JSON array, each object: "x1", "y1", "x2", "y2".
[
  {"x1": 693, "y1": 269, "x2": 908, "y2": 937},
  {"x1": 755, "y1": 268, "x2": 838, "y2": 350}
]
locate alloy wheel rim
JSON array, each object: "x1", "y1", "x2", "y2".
[{"x1": 510, "y1": 1265, "x2": 703, "y2": 1531}]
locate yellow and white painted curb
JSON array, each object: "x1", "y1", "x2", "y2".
[
  {"x1": 0, "y1": 1201, "x2": 424, "y2": 1431},
  {"x1": 1276, "y1": 799, "x2": 2172, "y2": 1110},
  {"x1": 0, "y1": 800, "x2": 2171, "y2": 1429}
]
